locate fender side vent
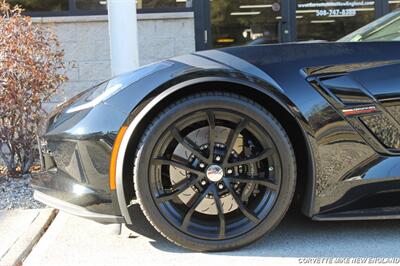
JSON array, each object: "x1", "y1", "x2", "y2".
[
  {"x1": 360, "y1": 114, "x2": 400, "y2": 149},
  {"x1": 385, "y1": 104, "x2": 400, "y2": 124},
  {"x1": 318, "y1": 75, "x2": 373, "y2": 106}
]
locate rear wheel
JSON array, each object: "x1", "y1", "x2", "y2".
[{"x1": 133, "y1": 92, "x2": 296, "y2": 251}]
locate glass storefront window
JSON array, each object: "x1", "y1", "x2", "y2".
[
  {"x1": 389, "y1": 0, "x2": 400, "y2": 10},
  {"x1": 296, "y1": 0, "x2": 376, "y2": 41},
  {"x1": 76, "y1": 0, "x2": 191, "y2": 10},
  {"x1": 8, "y1": 0, "x2": 69, "y2": 12},
  {"x1": 75, "y1": 0, "x2": 192, "y2": 10},
  {"x1": 9, "y1": 0, "x2": 192, "y2": 12},
  {"x1": 137, "y1": 0, "x2": 191, "y2": 9},
  {"x1": 211, "y1": 0, "x2": 282, "y2": 48},
  {"x1": 76, "y1": 0, "x2": 107, "y2": 10}
]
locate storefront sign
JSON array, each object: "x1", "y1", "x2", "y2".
[
  {"x1": 316, "y1": 9, "x2": 356, "y2": 16},
  {"x1": 298, "y1": 1, "x2": 375, "y2": 8},
  {"x1": 298, "y1": 1, "x2": 375, "y2": 17}
]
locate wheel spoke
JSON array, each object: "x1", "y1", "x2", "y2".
[
  {"x1": 156, "y1": 177, "x2": 199, "y2": 203},
  {"x1": 211, "y1": 184, "x2": 225, "y2": 238},
  {"x1": 224, "y1": 180, "x2": 260, "y2": 224},
  {"x1": 181, "y1": 185, "x2": 212, "y2": 230},
  {"x1": 206, "y1": 111, "x2": 216, "y2": 160},
  {"x1": 223, "y1": 119, "x2": 248, "y2": 164},
  {"x1": 225, "y1": 176, "x2": 279, "y2": 191},
  {"x1": 171, "y1": 127, "x2": 211, "y2": 164},
  {"x1": 226, "y1": 148, "x2": 273, "y2": 168},
  {"x1": 153, "y1": 158, "x2": 205, "y2": 177}
]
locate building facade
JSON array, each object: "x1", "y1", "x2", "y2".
[
  {"x1": 32, "y1": 13, "x2": 195, "y2": 109},
  {"x1": 9, "y1": 0, "x2": 400, "y2": 107}
]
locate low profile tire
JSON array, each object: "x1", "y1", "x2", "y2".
[{"x1": 133, "y1": 92, "x2": 296, "y2": 251}]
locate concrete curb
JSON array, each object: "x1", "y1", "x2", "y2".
[{"x1": 0, "y1": 209, "x2": 57, "y2": 266}]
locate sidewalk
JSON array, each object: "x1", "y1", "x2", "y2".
[
  {"x1": 23, "y1": 206, "x2": 400, "y2": 266},
  {"x1": 0, "y1": 209, "x2": 56, "y2": 266}
]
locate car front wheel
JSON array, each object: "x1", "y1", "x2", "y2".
[{"x1": 133, "y1": 92, "x2": 296, "y2": 251}]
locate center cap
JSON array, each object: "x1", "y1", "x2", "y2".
[{"x1": 206, "y1": 165, "x2": 224, "y2": 182}]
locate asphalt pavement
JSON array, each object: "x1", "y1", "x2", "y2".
[{"x1": 23, "y1": 205, "x2": 400, "y2": 266}]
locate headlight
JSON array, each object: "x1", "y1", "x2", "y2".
[
  {"x1": 66, "y1": 61, "x2": 172, "y2": 113},
  {"x1": 66, "y1": 82, "x2": 122, "y2": 113}
]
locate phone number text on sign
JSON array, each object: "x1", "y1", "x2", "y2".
[{"x1": 316, "y1": 9, "x2": 357, "y2": 16}]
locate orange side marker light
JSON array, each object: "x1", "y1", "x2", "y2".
[{"x1": 109, "y1": 126, "x2": 128, "y2": 190}]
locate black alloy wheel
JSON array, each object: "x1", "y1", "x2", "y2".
[{"x1": 134, "y1": 92, "x2": 296, "y2": 251}]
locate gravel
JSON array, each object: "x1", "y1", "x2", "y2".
[{"x1": 0, "y1": 175, "x2": 45, "y2": 210}]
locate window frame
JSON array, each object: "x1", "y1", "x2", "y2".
[{"x1": 19, "y1": 0, "x2": 192, "y2": 17}]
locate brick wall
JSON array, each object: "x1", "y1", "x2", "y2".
[{"x1": 32, "y1": 12, "x2": 195, "y2": 109}]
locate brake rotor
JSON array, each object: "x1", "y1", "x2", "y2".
[{"x1": 169, "y1": 126, "x2": 255, "y2": 215}]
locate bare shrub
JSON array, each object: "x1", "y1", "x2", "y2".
[{"x1": 0, "y1": 1, "x2": 67, "y2": 177}]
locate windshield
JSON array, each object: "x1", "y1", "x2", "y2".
[{"x1": 339, "y1": 9, "x2": 400, "y2": 42}]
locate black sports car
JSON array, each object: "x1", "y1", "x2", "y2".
[{"x1": 34, "y1": 10, "x2": 400, "y2": 251}]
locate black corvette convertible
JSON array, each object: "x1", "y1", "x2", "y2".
[{"x1": 34, "y1": 10, "x2": 400, "y2": 251}]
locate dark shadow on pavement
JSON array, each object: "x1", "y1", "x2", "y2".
[
  {"x1": 126, "y1": 204, "x2": 190, "y2": 253},
  {"x1": 125, "y1": 205, "x2": 400, "y2": 257}
]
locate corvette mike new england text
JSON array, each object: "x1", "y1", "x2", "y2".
[{"x1": 298, "y1": 258, "x2": 400, "y2": 264}]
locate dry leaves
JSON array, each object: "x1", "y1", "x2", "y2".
[{"x1": 0, "y1": 0, "x2": 67, "y2": 177}]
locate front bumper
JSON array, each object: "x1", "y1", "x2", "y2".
[
  {"x1": 32, "y1": 100, "x2": 128, "y2": 224},
  {"x1": 33, "y1": 190, "x2": 124, "y2": 224},
  {"x1": 32, "y1": 168, "x2": 124, "y2": 224},
  {"x1": 32, "y1": 60, "x2": 193, "y2": 225}
]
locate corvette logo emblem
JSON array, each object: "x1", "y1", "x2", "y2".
[
  {"x1": 206, "y1": 165, "x2": 224, "y2": 182},
  {"x1": 342, "y1": 106, "x2": 378, "y2": 116}
]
